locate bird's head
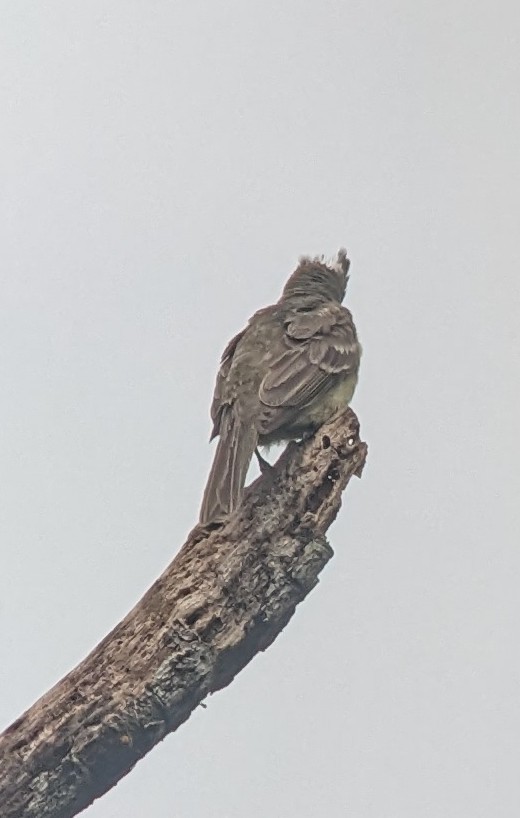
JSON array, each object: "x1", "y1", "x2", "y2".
[{"x1": 280, "y1": 248, "x2": 350, "y2": 304}]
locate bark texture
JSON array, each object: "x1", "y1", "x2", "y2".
[{"x1": 0, "y1": 407, "x2": 367, "y2": 818}]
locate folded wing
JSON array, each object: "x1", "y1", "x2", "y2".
[{"x1": 258, "y1": 304, "x2": 359, "y2": 434}]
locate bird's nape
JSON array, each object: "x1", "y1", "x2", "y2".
[{"x1": 280, "y1": 248, "x2": 350, "y2": 304}]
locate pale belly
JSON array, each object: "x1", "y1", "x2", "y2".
[
  {"x1": 303, "y1": 373, "x2": 357, "y2": 425},
  {"x1": 258, "y1": 372, "x2": 358, "y2": 446}
]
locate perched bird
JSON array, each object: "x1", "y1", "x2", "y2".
[{"x1": 199, "y1": 249, "x2": 361, "y2": 524}]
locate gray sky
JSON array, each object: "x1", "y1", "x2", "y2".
[{"x1": 1, "y1": 2, "x2": 519, "y2": 816}]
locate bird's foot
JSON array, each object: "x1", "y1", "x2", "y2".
[{"x1": 255, "y1": 448, "x2": 274, "y2": 474}]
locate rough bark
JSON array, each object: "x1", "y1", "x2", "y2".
[{"x1": 0, "y1": 408, "x2": 367, "y2": 818}]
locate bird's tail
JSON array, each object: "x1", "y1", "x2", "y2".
[{"x1": 199, "y1": 408, "x2": 258, "y2": 524}]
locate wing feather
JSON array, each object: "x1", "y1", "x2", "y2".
[
  {"x1": 258, "y1": 305, "x2": 359, "y2": 424},
  {"x1": 209, "y1": 326, "x2": 247, "y2": 438}
]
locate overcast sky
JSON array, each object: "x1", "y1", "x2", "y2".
[{"x1": 1, "y1": 2, "x2": 519, "y2": 816}]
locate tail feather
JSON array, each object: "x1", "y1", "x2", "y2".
[{"x1": 199, "y1": 408, "x2": 258, "y2": 524}]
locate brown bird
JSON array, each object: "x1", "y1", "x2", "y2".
[{"x1": 199, "y1": 249, "x2": 361, "y2": 524}]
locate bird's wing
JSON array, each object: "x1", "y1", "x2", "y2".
[
  {"x1": 258, "y1": 304, "x2": 359, "y2": 433},
  {"x1": 209, "y1": 326, "x2": 247, "y2": 439}
]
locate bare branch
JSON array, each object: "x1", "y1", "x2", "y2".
[{"x1": 0, "y1": 407, "x2": 367, "y2": 818}]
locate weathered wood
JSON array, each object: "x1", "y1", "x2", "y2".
[{"x1": 0, "y1": 408, "x2": 367, "y2": 818}]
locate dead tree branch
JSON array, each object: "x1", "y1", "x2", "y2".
[{"x1": 0, "y1": 407, "x2": 367, "y2": 818}]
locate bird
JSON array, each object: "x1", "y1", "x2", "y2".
[{"x1": 199, "y1": 248, "x2": 361, "y2": 524}]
